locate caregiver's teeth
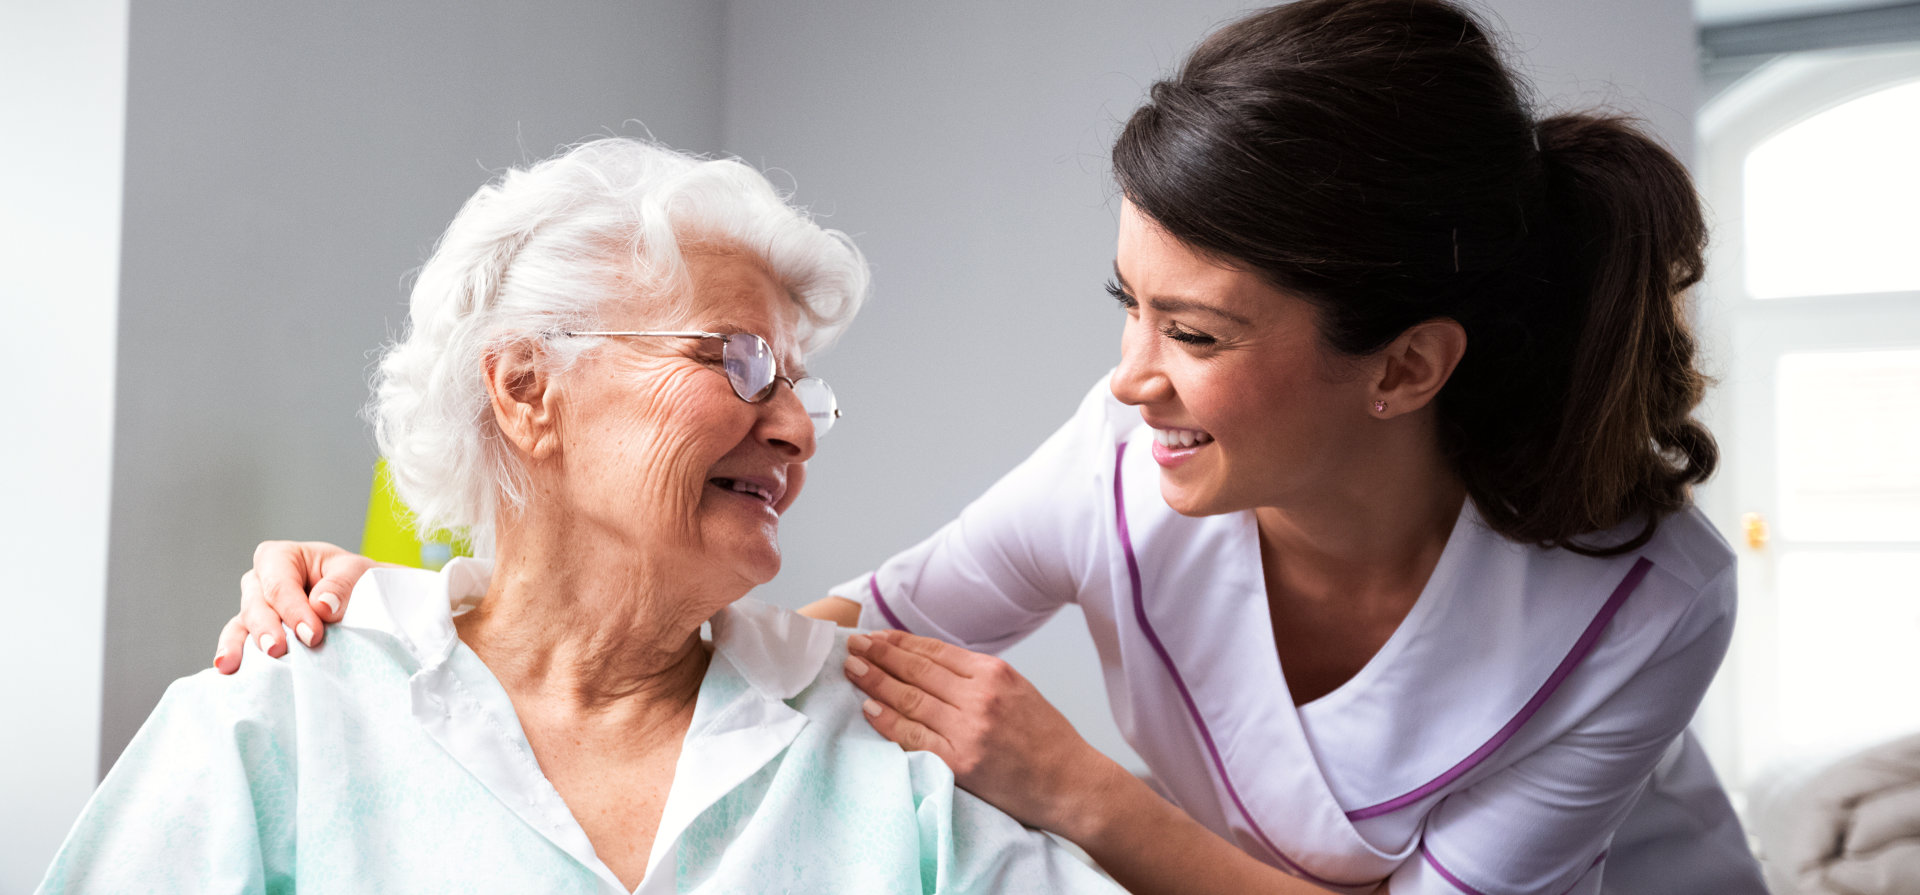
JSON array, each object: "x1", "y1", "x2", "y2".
[{"x1": 1153, "y1": 428, "x2": 1213, "y2": 448}]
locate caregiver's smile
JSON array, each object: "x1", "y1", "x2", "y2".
[{"x1": 1148, "y1": 424, "x2": 1214, "y2": 469}]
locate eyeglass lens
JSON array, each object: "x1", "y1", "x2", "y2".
[
  {"x1": 720, "y1": 333, "x2": 837, "y2": 438},
  {"x1": 792, "y1": 377, "x2": 838, "y2": 438},
  {"x1": 720, "y1": 333, "x2": 777, "y2": 401}
]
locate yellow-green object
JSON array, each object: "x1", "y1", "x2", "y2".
[{"x1": 361, "y1": 458, "x2": 471, "y2": 570}]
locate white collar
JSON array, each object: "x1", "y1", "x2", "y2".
[
  {"x1": 340, "y1": 556, "x2": 489, "y2": 667},
  {"x1": 707, "y1": 594, "x2": 838, "y2": 700},
  {"x1": 341, "y1": 558, "x2": 838, "y2": 895}
]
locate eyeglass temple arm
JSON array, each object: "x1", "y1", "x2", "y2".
[{"x1": 561, "y1": 330, "x2": 725, "y2": 340}]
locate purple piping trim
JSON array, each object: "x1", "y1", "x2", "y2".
[
  {"x1": 1345, "y1": 558, "x2": 1654, "y2": 821},
  {"x1": 1422, "y1": 849, "x2": 1490, "y2": 895},
  {"x1": 1113, "y1": 443, "x2": 1363, "y2": 890},
  {"x1": 867, "y1": 573, "x2": 909, "y2": 632},
  {"x1": 1423, "y1": 847, "x2": 1605, "y2": 895}
]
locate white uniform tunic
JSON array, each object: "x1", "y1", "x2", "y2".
[{"x1": 830, "y1": 378, "x2": 1767, "y2": 895}]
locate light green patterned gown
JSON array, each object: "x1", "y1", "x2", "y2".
[{"x1": 39, "y1": 560, "x2": 1121, "y2": 894}]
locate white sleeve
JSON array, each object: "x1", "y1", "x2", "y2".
[
  {"x1": 828, "y1": 377, "x2": 1125, "y2": 654},
  {"x1": 1388, "y1": 566, "x2": 1739, "y2": 895},
  {"x1": 37, "y1": 651, "x2": 295, "y2": 894}
]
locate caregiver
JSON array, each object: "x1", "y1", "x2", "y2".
[{"x1": 215, "y1": 0, "x2": 1766, "y2": 892}]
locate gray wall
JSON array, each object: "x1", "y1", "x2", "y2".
[
  {"x1": 100, "y1": 0, "x2": 726, "y2": 772},
  {"x1": 720, "y1": 0, "x2": 1699, "y2": 770}
]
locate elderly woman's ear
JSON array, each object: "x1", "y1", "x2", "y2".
[{"x1": 485, "y1": 341, "x2": 563, "y2": 460}]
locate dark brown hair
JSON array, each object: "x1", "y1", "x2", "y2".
[{"x1": 1113, "y1": 0, "x2": 1715, "y2": 555}]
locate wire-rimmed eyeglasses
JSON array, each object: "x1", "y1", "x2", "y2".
[{"x1": 561, "y1": 330, "x2": 839, "y2": 438}]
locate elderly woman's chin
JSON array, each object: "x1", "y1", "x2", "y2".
[
  {"x1": 696, "y1": 486, "x2": 799, "y2": 588},
  {"x1": 704, "y1": 505, "x2": 787, "y2": 586},
  {"x1": 700, "y1": 452, "x2": 808, "y2": 587}
]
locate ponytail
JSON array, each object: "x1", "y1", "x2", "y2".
[{"x1": 1470, "y1": 115, "x2": 1715, "y2": 554}]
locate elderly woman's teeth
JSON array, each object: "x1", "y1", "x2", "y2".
[
  {"x1": 713, "y1": 478, "x2": 774, "y2": 503},
  {"x1": 1153, "y1": 428, "x2": 1214, "y2": 449}
]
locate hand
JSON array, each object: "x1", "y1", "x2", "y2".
[
  {"x1": 213, "y1": 541, "x2": 374, "y2": 674},
  {"x1": 849, "y1": 630, "x2": 1364, "y2": 895},
  {"x1": 843, "y1": 629, "x2": 1116, "y2": 837}
]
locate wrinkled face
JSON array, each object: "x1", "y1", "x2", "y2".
[
  {"x1": 552, "y1": 250, "x2": 815, "y2": 590},
  {"x1": 1109, "y1": 201, "x2": 1372, "y2": 517}
]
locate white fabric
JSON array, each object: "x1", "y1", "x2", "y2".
[
  {"x1": 831, "y1": 376, "x2": 1768, "y2": 894},
  {"x1": 1750, "y1": 732, "x2": 1920, "y2": 895},
  {"x1": 40, "y1": 558, "x2": 1120, "y2": 894}
]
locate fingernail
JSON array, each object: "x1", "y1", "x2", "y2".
[
  {"x1": 297, "y1": 622, "x2": 316, "y2": 647},
  {"x1": 214, "y1": 652, "x2": 229, "y2": 670},
  {"x1": 862, "y1": 698, "x2": 882, "y2": 717},
  {"x1": 260, "y1": 633, "x2": 277, "y2": 654},
  {"x1": 844, "y1": 656, "x2": 869, "y2": 676},
  {"x1": 848, "y1": 633, "x2": 871, "y2": 652},
  {"x1": 314, "y1": 592, "x2": 340, "y2": 616}
]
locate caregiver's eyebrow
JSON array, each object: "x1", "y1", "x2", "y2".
[{"x1": 1112, "y1": 264, "x2": 1253, "y2": 327}]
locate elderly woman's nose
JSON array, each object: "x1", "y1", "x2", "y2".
[{"x1": 758, "y1": 383, "x2": 817, "y2": 460}]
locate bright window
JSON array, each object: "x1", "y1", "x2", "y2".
[
  {"x1": 1776, "y1": 348, "x2": 1920, "y2": 541},
  {"x1": 1743, "y1": 78, "x2": 1920, "y2": 299}
]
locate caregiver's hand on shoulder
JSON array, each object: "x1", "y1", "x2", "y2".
[
  {"x1": 213, "y1": 541, "x2": 374, "y2": 674},
  {"x1": 848, "y1": 630, "x2": 1378, "y2": 895},
  {"x1": 843, "y1": 630, "x2": 1115, "y2": 836}
]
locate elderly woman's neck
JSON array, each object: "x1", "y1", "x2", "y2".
[{"x1": 455, "y1": 537, "x2": 717, "y2": 713}]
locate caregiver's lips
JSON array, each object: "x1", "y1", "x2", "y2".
[{"x1": 1148, "y1": 425, "x2": 1213, "y2": 469}]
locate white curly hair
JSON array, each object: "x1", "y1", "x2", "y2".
[{"x1": 371, "y1": 138, "x2": 869, "y2": 553}]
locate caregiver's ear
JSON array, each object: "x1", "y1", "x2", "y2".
[
  {"x1": 1368, "y1": 317, "x2": 1467, "y2": 416},
  {"x1": 485, "y1": 340, "x2": 562, "y2": 459}
]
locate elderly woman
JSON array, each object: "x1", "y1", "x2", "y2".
[{"x1": 38, "y1": 139, "x2": 1117, "y2": 894}]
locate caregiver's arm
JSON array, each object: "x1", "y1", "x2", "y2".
[
  {"x1": 1071, "y1": 762, "x2": 1388, "y2": 895},
  {"x1": 799, "y1": 596, "x2": 862, "y2": 626},
  {"x1": 213, "y1": 540, "x2": 383, "y2": 672},
  {"x1": 848, "y1": 630, "x2": 1382, "y2": 895}
]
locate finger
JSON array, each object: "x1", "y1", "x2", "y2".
[
  {"x1": 861, "y1": 629, "x2": 990, "y2": 676},
  {"x1": 251, "y1": 542, "x2": 326, "y2": 648},
  {"x1": 213, "y1": 615, "x2": 248, "y2": 674},
  {"x1": 843, "y1": 650, "x2": 963, "y2": 728},
  {"x1": 859, "y1": 694, "x2": 955, "y2": 760},
  {"x1": 848, "y1": 632, "x2": 971, "y2": 702},
  {"x1": 240, "y1": 571, "x2": 292, "y2": 659},
  {"x1": 305, "y1": 574, "x2": 355, "y2": 624},
  {"x1": 306, "y1": 546, "x2": 372, "y2": 622}
]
